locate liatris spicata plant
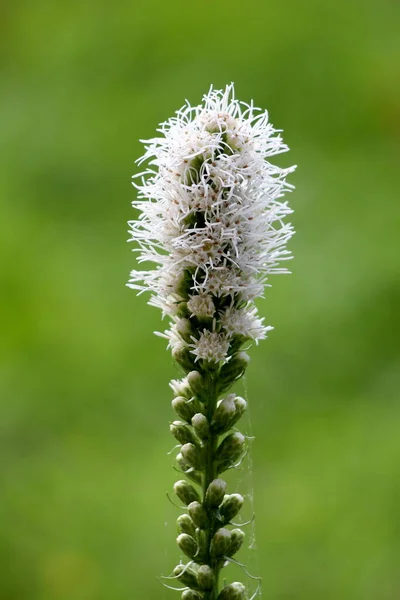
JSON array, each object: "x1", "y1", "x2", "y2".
[{"x1": 128, "y1": 84, "x2": 295, "y2": 600}]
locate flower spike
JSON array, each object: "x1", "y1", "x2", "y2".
[{"x1": 128, "y1": 83, "x2": 295, "y2": 599}]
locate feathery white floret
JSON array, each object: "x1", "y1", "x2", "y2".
[{"x1": 128, "y1": 84, "x2": 295, "y2": 361}]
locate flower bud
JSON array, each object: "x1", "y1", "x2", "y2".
[
  {"x1": 191, "y1": 413, "x2": 209, "y2": 439},
  {"x1": 177, "y1": 533, "x2": 198, "y2": 559},
  {"x1": 181, "y1": 590, "x2": 203, "y2": 600},
  {"x1": 211, "y1": 394, "x2": 236, "y2": 433},
  {"x1": 232, "y1": 396, "x2": 247, "y2": 425},
  {"x1": 170, "y1": 377, "x2": 192, "y2": 399},
  {"x1": 173, "y1": 563, "x2": 200, "y2": 590},
  {"x1": 227, "y1": 528, "x2": 245, "y2": 556},
  {"x1": 205, "y1": 479, "x2": 227, "y2": 508},
  {"x1": 219, "y1": 352, "x2": 250, "y2": 390},
  {"x1": 219, "y1": 493, "x2": 244, "y2": 523},
  {"x1": 186, "y1": 370, "x2": 204, "y2": 397},
  {"x1": 197, "y1": 564, "x2": 215, "y2": 591},
  {"x1": 173, "y1": 343, "x2": 196, "y2": 372},
  {"x1": 188, "y1": 501, "x2": 208, "y2": 529},
  {"x1": 217, "y1": 582, "x2": 246, "y2": 600},
  {"x1": 177, "y1": 514, "x2": 196, "y2": 537},
  {"x1": 210, "y1": 527, "x2": 231, "y2": 557},
  {"x1": 172, "y1": 396, "x2": 197, "y2": 423},
  {"x1": 176, "y1": 454, "x2": 202, "y2": 485},
  {"x1": 181, "y1": 443, "x2": 204, "y2": 471},
  {"x1": 174, "y1": 480, "x2": 201, "y2": 505},
  {"x1": 170, "y1": 421, "x2": 199, "y2": 446},
  {"x1": 216, "y1": 433, "x2": 245, "y2": 473}
]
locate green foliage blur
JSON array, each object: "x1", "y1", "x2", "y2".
[{"x1": 1, "y1": 1, "x2": 399, "y2": 598}]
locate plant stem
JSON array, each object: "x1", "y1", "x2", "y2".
[{"x1": 203, "y1": 373, "x2": 220, "y2": 600}]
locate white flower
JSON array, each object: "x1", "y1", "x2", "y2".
[
  {"x1": 128, "y1": 84, "x2": 295, "y2": 360},
  {"x1": 190, "y1": 330, "x2": 230, "y2": 363},
  {"x1": 187, "y1": 293, "x2": 215, "y2": 319},
  {"x1": 219, "y1": 306, "x2": 273, "y2": 342}
]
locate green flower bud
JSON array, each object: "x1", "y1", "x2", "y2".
[
  {"x1": 188, "y1": 501, "x2": 208, "y2": 529},
  {"x1": 186, "y1": 370, "x2": 204, "y2": 397},
  {"x1": 170, "y1": 421, "x2": 199, "y2": 445},
  {"x1": 211, "y1": 394, "x2": 236, "y2": 433},
  {"x1": 227, "y1": 528, "x2": 245, "y2": 557},
  {"x1": 181, "y1": 590, "x2": 203, "y2": 600},
  {"x1": 174, "y1": 480, "x2": 201, "y2": 505},
  {"x1": 196, "y1": 528, "x2": 207, "y2": 558},
  {"x1": 217, "y1": 582, "x2": 246, "y2": 600},
  {"x1": 191, "y1": 413, "x2": 209, "y2": 439},
  {"x1": 177, "y1": 514, "x2": 196, "y2": 537},
  {"x1": 170, "y1": 377, "x2": 192, "y2": 399},
  {"x1": 216, "y1": 433, "x2": 245, "y2": 473},
  {"x1": 176, "y1": 452, "x2": 190, "y2": 471},
  {"x1": 177, "y1": 533, "x2": 198, "y2": 559},
  {"x1": 197, "y1": 564, "x2": 215, "y2": 591},
  {"x1": 232, "y1": 396, "x2": 247, "y2": 425},
  {"x1": 176, "y1": 453, "x2": 202, "y2": 485},
  {"x1": 173, "y1": 563, "x2": 200, "y2": 590},
  {"x1": 219, "y1": 352, "x2": 250, "y2": 391},
  {"x1": 205, "y1": 479, "x2": 227, "y2": 508},
  {"x1": 181, "y1": 443, "x2": 204, "y2": 471},
  {"x1": 210, "y1": 527, "x2": 231, "y2": 557},
  {"x1": 172, "y1": 396, "x2": 197, "y2": 423},
  {"x1": 173, "y1": 343, "x2": 196, "y2": 372},
  {"x1": 219, "y1": 493, "x2": 244, "y2": 523}
]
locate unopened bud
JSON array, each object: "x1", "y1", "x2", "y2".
[
  {"x1": 174, "y1": 480, "x2": 201, "y2": 505},
  {"x1": 173, "y1": 343, "x2": 196, "y2": 372},
  {"x1": 197, "y1": 528, "x2": 208, "y2": 560},
  {"x1": 217, "y1": 582, "x2": 246, "y2": 600},
  {"x1": 186, "y1": 370, "x2": 204, "y2": 397},
  {"x1": 170, "y1": 421, "x2": 199, "y2": 446},
  {"x1": 176, "y1": 452, "x2": 201, "y2": 481},
  {"x1": 177, "y1": 533, "x2": 198, "y2": 559},
  {"x1": 232, "y1": 396, "x2": 247, "y2": 424},
  {"x1": 227, "y1": 528, "x2": 245, "y2": 556},
  {"x1": 197, "y1": 564, "x2": 215, "y2": 591},
  {"x1": 172, "y1": 396, "x2": 197, "y2": 423},
  {"x1": 210, "y1": 527, "x2": 231, "y2": 557},
  {"x1": 173, "y1": 563, "x2": 200, "y2": 590},
  {"x1": 182, "y1": 590, "x2": 203, "y2": 600},
  {"x1": 181, "y1": 443, "x2": 203, "y2": 471},
  {"x1": 205, "y1": 479, "x2": 227, "y2": 508},
  {"x1": 170, "y1": 377, "x2": 191, "y2": 399},
  {"x1": 191, "y1": 413, "x2": 209, "y2": 439},
  {"x1": 219, "y1": 352, "x2": 250, "y2": 390},
  {"x1": 219, "y1": 493, "x2": 244, "y2": 523},
  {"x1": 217, "y1": 433, "x2": 245, "y2": 473},
  {"x1": 177, "y1": 514, "x2": 196, "y2": 537},
  {"x1": 211, "y1": 394, "x2": 236, "y2": 433},
  {"x1": 188, "y1": 501, "x2": 208, "y2": 529}
]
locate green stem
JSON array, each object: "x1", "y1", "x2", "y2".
[{"x1": 202, "y1": 373, "x2": 220, "y2": 600}]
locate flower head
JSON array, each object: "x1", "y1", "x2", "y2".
[{"x1": 128, "y1": 84, "x2": 295, "y2": 365}]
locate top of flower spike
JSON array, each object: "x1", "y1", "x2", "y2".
[{"x1": 128, "y1": 84, "x2": 295, "y2": 361}]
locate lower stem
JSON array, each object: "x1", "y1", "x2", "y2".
[{"x1": 202, "y1": 374, "x2": 219, "y2": 600}]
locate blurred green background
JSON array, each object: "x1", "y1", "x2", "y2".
[{"x1": 1, "y1": 1, "x2": 399, "y2": 599}]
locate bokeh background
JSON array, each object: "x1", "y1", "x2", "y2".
[{"x1": 1, "y1": 1, "x2": 399, "y2": 599}]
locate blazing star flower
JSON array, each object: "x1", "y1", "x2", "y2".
[
  {"x1": 128, "y1": 83, "x2": 295, "y2": 365},
  {"x1": 127, "y1": 84, "x2": 296, "y2": 600}
]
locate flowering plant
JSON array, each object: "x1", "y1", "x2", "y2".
[{"x1": 128, "y1": 84, "x2": 295, "y2": 600}]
